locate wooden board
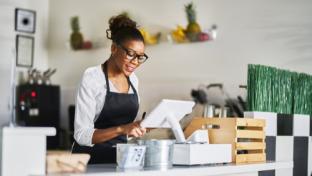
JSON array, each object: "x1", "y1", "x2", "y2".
[
  {"x1": 236, "y1": 142, "x2": 266, "y2": 150},
  {"x1": 235, "y1": 153, "x2": 266, "y2": 163},
  {"x1": 46, "y1": 151, "x2": 90, "y2": 174}
]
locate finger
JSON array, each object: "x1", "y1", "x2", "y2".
[
  {"x1": 132, "y1": 133, "x2": 139, "y2": 138},
  {"x1": 140, "y1": 128, "x2": 147, "y2": 136},
  {"x1": 131, "y1": 130, "x2": 139, "y2": 138},
  {"x1": 140, "y1": 128, "x2": 146, "y2": 134},
  {"x1": 135, "y1": 128, "x2": 143, "y2": 136}
]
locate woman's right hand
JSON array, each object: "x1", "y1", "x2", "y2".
[{"x1": 120, "y1": 121, "x2": 146, "y2": 137}]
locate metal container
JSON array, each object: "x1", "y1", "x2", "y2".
[{"x1": 137, "y1": 139, "x2": 175, "y2": 170}]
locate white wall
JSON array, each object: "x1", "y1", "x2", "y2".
[
  {"x1": 0, "y1": 2, "x2": 15, "y2": 127},
  {"x1": 47, "y1": 0, "x2": 312, "y2": 129},
  {"x1": 0, "y1": 0, "x2": 50, "y2": 127}
]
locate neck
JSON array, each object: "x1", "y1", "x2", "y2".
[{"x1": 106, "y1": 57, "x2": 125, "y2": 79}]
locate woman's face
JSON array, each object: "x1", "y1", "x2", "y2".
[{"x1": 112, "y1": 39, "x2": 145, "y2": 76}]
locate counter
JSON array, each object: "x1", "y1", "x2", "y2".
[
  {"x1": 66, "y1": 161, "x2": 292, "y2": 176},
  {"x1": 1, "y1": 127, "x2": 56, "y2": 176}
]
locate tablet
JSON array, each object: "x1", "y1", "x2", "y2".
[{"x1": 140, "y1": 99, "x2": 195, "y2": 143}]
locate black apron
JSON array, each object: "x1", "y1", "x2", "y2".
[{"x1": 72, "y1": 62, "x2": 139, "y2": 164}]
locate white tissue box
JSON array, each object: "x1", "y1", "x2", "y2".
[{"x1": 173, "y1": 143, "x2": 232, "y2": 165}]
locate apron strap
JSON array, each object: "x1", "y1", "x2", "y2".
[
  {"x1": 127, "y1": 76, "x2": 138, "y2": 95},
  {"x1": 103, "y1": 61, "x2": 138, "y2": 95},
  {"x1": 103, "y1": 62, "x2": 110, "y2": 94}
]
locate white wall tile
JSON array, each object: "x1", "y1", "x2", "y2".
[
  {"x1": 276, "y1": 136, "x2": 294, "y2": 162},
  {"x1": 275, "y1": 168, "x2": 293, "y2": 176},
  {"x1": 293, "y1": 114, "x2": 310, "y2": 136}
]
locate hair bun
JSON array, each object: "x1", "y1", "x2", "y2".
[{"x1": 107, "y1": 14, "x2": 137, "y2": 40}]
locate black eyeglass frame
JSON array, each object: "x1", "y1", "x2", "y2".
[{"x1": 117, "y1": 44, "x2": 149, "y2": 64}]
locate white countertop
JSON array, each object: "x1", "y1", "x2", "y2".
[
  {"x1": 68, "y1": 161, "x2": 293, "y2": 176},
  {"x1": 2, "y1": 126, "x2": 56, "y2": 136}
]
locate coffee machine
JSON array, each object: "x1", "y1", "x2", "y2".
[{"x1": 16, "y1": 84, "x2": 60, "y2": 149}]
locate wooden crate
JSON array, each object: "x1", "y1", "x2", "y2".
[{"x1": 184, "y1": 117, "x2": 266, "y2": 163}]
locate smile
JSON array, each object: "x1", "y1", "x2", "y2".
[{"x1": 126, "y1": 65, "x2": 136, "y2": 72}]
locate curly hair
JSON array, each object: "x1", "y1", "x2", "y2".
[{"x1": 106, "y1": 14, "x2": 144, "y2": 44}]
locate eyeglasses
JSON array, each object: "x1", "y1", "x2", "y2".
[{"x1": 118, "y1": 45, "x2": 148, "y2": 64}]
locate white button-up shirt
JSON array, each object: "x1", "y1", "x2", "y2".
[{"x1": 74, "y1": 65, "x2": 139, "y2": 146}]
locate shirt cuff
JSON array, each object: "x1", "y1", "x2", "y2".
[{"x1": 75, "y1": 128, "x2": 95, "y2": 147}]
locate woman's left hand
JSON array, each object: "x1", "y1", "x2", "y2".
[{"x1": 120, "y1": 121, "x2": 146, "y2": 137}]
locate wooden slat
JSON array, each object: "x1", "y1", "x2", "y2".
[
  {"x1": 184, "y1": 117, "x2": 237, "y2": 138},
  {"x1": 236, "y1": 118, "x2": 265, "y2": 127},
  {"x1": 235, "y1": 153, "x2": 266, "y2": 163},
  {"x1": 236, "y1": 142, "x2": 266, "y2": 150},
  {"x1": 236, "y1": 130, "x2": 265, "y2": 139}
]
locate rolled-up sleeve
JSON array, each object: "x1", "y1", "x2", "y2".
[{"x1": 74, "y1": 71, "x2": 96, "y2": 146}]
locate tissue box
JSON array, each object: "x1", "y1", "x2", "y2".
[{"x1": 173, "y1": 143, "x2": 232, "y2": 165}]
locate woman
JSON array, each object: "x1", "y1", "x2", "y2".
[{"x1": 73, "y1": 14, "x2": 148, "y2": 164}]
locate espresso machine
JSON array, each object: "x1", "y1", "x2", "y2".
[{"x1": 16, "y1": 68, "x2": 60, "y2": 149}]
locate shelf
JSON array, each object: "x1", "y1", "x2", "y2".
[{"x1": 168, "y1": 25, "x2": 217, "y2": 44}]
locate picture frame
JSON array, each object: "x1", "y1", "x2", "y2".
[
  {"x1": 15, "y1": 8, "x2": 36, "y2": 33},
  {"x1": 16, "y1": 35, "x2": 34, "y2": 67}
]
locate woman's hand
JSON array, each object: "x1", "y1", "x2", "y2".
[
  {"x1": 120, "y1": 121, "x2": 146, "y2": 137},
  {"x1": 92, "y1": 122, "x2": 146, "y2": 144}
]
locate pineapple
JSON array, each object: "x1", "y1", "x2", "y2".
[
  {"x1": 185, "y1": 2, "x2": 201, "y2": 41},
  {"x1": 70, "y1": 16, "x2": 84, "y2": 50}
]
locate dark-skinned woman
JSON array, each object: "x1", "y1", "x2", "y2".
[{"x1": 72, "y1": 14, "x2": 148, "y2": 164}]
